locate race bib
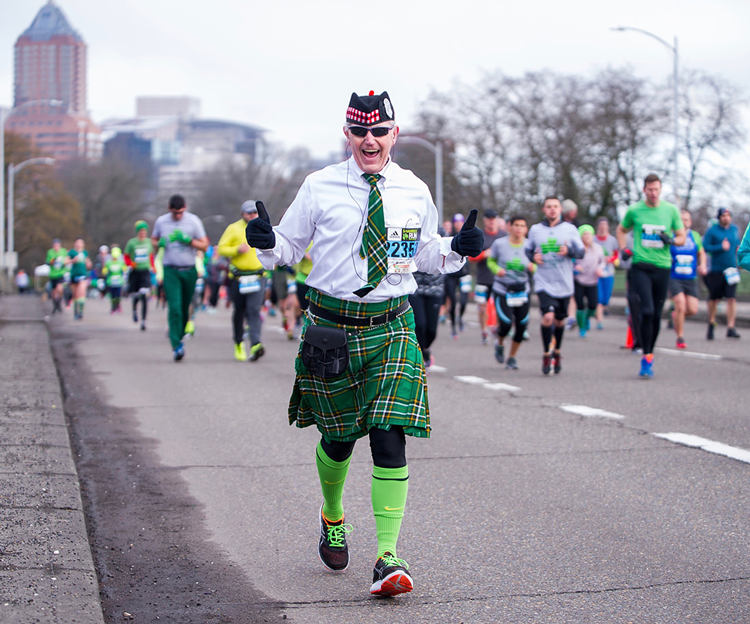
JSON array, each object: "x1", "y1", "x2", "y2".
[
  {"x1": 53, "y1": 258, "x2": 63, "y2": 270},
  {"x1": 287, "y1": 278, "x2": 297, "y2": 294},
  {"x1": 195, "y1": 277, "x2": 205, "y2": 293},
  {"x1": 641, "y1": 223, "x2": 666, "y2": 249},
  {"x1": 459, "y1": 275, "x2": 473, "y2": 293},
  {"x1": 97, "y1": 279, "x2": 105, "y2": 290},
  {"x1": 239, "y1": 275, "x2": 261, "y2": 294},
  {"x1": 135, "y1": 248, "x2": 149, "y2": 264},
  {"x1": 109, "y1": 274, "x2": 122, "y2": 287},
  {"x1": 506, "y1": 290, "x2": 528, "y2": 307},
  {"x1": 674, "y1": 254, "x2": 695, "y2": 276},
  {"x1": 724, "y1": 267, "x2": 740, "y2": 285},
  {"x1": 474, "y1": 284, "x2": 489, "y2": 303},
  {"x1": 386, "y1": 225, "x2": 421, "y2": 274}
]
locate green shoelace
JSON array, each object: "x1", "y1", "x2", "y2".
[
  {"x1": 380, "y1": 553, "x2": 409, "y2": 569},
  {"x1": 326, "y1": 522, "x2": 353, "y2": 548}
]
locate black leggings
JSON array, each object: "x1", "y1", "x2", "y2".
[
  {"x1": 574, "y1": 282, "x2": 598, "y2": 312},
  {"x1": 443, "y1": 274, "x2": 468, "y2": 327},
  {"x1": 495, "y1": 293, "x2": 530, "y2": 344},
  {"x1": 320, "y1": 426, "x2": 406, "y2": 469},
  {"x1": 629, "y1": 263, "x2": 670, "y2": 355},
  {"x1": 408, "y1": 293, "x2": 442, "y2": 354}
]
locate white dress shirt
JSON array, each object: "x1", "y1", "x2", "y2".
[{"x1": 257, "y1": 157, "x2": 465, "y2": 302}]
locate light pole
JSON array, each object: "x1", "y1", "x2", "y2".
[
  {"x1": 397, "y1": 135, "x2": 444, "y2": 223},
  {"x1": 6, "y1": 157, "x2": 56, "y2": 280},
  {"x1": 1, "y1": 99, "x2": 64, "y2": 286},
  {"x1": 611, "y1": 26, "x2": 679, "y2": 199}
]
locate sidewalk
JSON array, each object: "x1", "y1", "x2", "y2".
[{"x1": 0, "y1": 295, "x2": 104, "y2": 624}]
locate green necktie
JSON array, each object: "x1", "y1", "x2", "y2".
[{"x1": 355, "y1": 173, "x2": 387, "y2": 297}]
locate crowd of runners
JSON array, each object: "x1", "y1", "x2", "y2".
[{"x1": 38, "y1": 90, "x2": 750, "y2": 600}]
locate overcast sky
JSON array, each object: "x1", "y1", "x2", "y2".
[{"x1": 2, "y1": 0, "x2": 749, "y2": 161}]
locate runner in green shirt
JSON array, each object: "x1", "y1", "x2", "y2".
[
  {"x1": 616, "y1": 173, "x2": 685, "y2": 378},
  {"x1": 66, "y1": 237, "x2": 92, "y2": 320},
  {"x1": 124, "y1": 220, "x2": 154, "y2": 330},
  {"x1": 103, "y1": 246, "x2": 127, "y2": 314},
  {"x1": 46, "y1": 238, "x2": 68, "y2": 314}
]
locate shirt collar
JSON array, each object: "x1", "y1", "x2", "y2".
[{"x1": 348, "y1": 156, "x2": 393, "y2": 186}]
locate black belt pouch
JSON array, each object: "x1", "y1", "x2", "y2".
[{"x1": 300, "y1": 325, "x2": 349, "y2": 378}]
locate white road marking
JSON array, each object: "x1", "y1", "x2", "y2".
[
  {"x1": 655, "y1": 347, "x2": 722, "y2": 361},
  {"x1": 484, "y1": 382, "x2": 521, "y2": 392},
  {"x1": 428, "y1": 365, "x2": 447, "y2": 373},
  {"x1": 559, "y1": 405, "x2": 625, "y2": 420},
  {"x1": 653, "y1": 433, "x2": 750, "y2": 465},
  {"x1": 454, "y1": 375, "x2": 489, "y2": 385}
]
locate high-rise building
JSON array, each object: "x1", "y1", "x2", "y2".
[{"x1": 5, "y1": 1, "x2": 101, "y2": 160}]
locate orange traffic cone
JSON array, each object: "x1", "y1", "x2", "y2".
[
  {"x1": 486, "y1": 297, "x2": 497, "y2": 329},
  {"x1": 624, "y1": 325, "x2": 634, "y2": 349}
]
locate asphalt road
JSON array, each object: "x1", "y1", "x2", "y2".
[{"x1": 52, "y1": 297, "x2": 750, "y2": 623}]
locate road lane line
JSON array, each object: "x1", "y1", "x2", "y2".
[
  {"x1": 484, "y1": 382, "x2": 521, "y2": 392},
  {"x1": 559, "y1": 405, "x2": 626, "y2": 420},
  {"x1": 428, "y1": 365, "x2": 447, "y2": 373},
  {"x1": 454, "y1": 375, "x2": 489, "y2": 385},
  {"x1": 655, "y1": 347, "x2": 722, "y2": 361},
  {"x1": 653, "y1": 433, "x2": 750, "y2": 465}
]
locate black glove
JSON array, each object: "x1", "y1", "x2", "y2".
[
  {"x1": 658, "y1": 232, "x2": 674, "y2": 245},
  {"x1": 450, "y1": 209, "x2": 484, "y2": 257},
  {"x1": 245, "y1": 201, "x2": 276, "y2": 249},
  {"x1": 620, "y1": 248, "x2": 633, "y2": 261}
]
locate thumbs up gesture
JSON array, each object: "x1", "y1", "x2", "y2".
[
  {"x1": 450, "y1": 209, "x2": 484, "y2": 257},
  {"x1": 245, "y1": 201, "x2": 276, "y2": 249}
]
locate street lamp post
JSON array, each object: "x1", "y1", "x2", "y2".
[
  {"x1": 396, "y1": 136, "x2": 444, "y2": 223},
  {"x1": 1, "y1": 99, "x2": 64, "y2": 289},
  {"x1": 611, "y1": 26, "x2": 679, "y2": 199},
  {"x1": 6, "y1": 157, "x2": 56, "y2": 281}
]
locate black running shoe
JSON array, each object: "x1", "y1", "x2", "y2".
[
  {"x1": 707, "y1": 323, "x2": 715, "y2": 340},
  {"x1": 553, "y1": 353, "x2": 562, "y2": 374},
  {"x1": 494, "y1": 344, "x2": 505, "y2": 364},
  {"x1": 542, "y1": 354, "x2": 552, "y2": 375},
  {"x1": 370, "y1": 552, "x2": 413, "y2": 597},
  {"x1": 727, "y1": 328, "x2": 741, "y2": 339},
  {"x1": 318, "y1": 505, "x2": 352, "y2": 572}
]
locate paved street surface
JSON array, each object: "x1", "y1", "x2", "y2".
[{"x1": 26, "y1": 296, "x2": 750, "y2": 622}]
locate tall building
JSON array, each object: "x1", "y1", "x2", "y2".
[{"x1": 5, "y1": 1, "x2": 101, "y2": 160}]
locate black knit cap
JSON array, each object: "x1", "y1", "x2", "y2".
[{"x1": 346, "y1": 90, "x2": 395, "y2": 126}]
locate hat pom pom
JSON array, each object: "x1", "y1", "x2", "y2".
[{"x1": 369, "y1": 90, "x2": 375, "y2": 96}]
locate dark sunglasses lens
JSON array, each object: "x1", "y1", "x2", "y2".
[
  {"x1": 349, "y1": 126, "x2": 391, "y2": 137},
  {"x1": 349, "y1": 126, "x2": 368, "y2": 137},
  {"x1": 370, "y1": 127, "x2": 391, "y2": 137}
]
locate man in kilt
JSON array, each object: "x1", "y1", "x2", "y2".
[{"x1": 246, "y1": 90, "x2": 483, "y2": 597}]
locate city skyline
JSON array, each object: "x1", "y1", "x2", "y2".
[{"x1": 1, "y1": 0, "x2": 749, "y2": 162}]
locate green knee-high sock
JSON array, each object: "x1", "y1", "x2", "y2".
[
  {"x1": 372, "y1": 465, "x2": 409, "y2": 558},
  {"x1": 576, "y1": 310, "x2": 586, "y2": 331},
  {"x1": 316, "y1": 442, "x2": 351, "y2": 522}
]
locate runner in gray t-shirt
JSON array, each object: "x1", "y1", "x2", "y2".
[
  {"x1": 151, "y1": 194, "x2": 209, "y2": 361},
  {"x1": 524, "y1": 196, "x2": 584, "y2": 375}
]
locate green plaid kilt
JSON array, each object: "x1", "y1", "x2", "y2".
[{"x1": 288, "y1": 289, "x2": 430, "y2": 442}]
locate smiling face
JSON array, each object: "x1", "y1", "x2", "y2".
[{"x1": 344, "y1": 122, "x2": 398, "y2": 174}]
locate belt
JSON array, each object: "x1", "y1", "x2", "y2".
[{"x1": 309, "y1": 300, "x2": 410, "y2": 328}]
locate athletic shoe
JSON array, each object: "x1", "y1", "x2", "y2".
[
  {"x1": 185, "y1": 320, "x2": 195, "y2": 336},
  {"x1": 370, "y1": 552, "x2": 413, "y2": 597},
  {"x1": 287, "y1": 329, "x2": 295, "y2": 340},
  {"x1": 542, "y1": 354, "x2": 552, "y2": 376},
  {"x1": 727, "y1": 328, "x2": 741, "y2": 339},
  {"x1": 553, "y1": 353, "x2": 562, "y2": 374},
  {"x1": 451, "y1": 326, "x2": 458, "y2": 340},
  {"x1": 494, "y1": 344, "x2": 505, "y2": 364},
  {"x1": 596, "y1": 322, "x2": 604, "y2": 330},
  {"x1": 173, "y1": 343, "x2": 185, "y2": 362},
  {"x1": 565, "y1": 317, "x2": 576, "y2": 331},
  {"x1": 639, "y1": 357, "x2": 654, "y2": 378},
  {"x1": 579, "y1": 328, "x2": 587, "y2": 338},
  {"x1": 458, "y1": 318, "x2": 464, "y2": 332},
  {"x1": 140, "y1": 321, "x2": 146, "y2": 332},
  {"x1": 249, "y1": 343, "x2": 265, "y2": 362},
  {"x1": 676, "y1": 337, "x2": 687, "y2": 349},
  {"x1": 133, "y1": 310, "x2": 139, "y2": 323},
  {"x1": 318, "y1": 505, "x2": 352, "y2": 572},
  {"x1": 707, "y1": 323, "x2": 715, "y2": 340},
  {"x1": 505, "y1": 356, "x2": 519, "y2": 370},
  {"x1": 234, "y1": 342, "x2": 247, "y2": 361},
  {"x1": 481, "y1": 331, "x2": 488, "y2": 346}
]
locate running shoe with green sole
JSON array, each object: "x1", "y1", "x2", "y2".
[{"x1": 234, "y1": 342, "x2": 247, "y2": 361}]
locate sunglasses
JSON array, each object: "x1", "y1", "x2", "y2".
[{"x1": 347, "y1": 125, "x2": 394, "y2": 138}]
